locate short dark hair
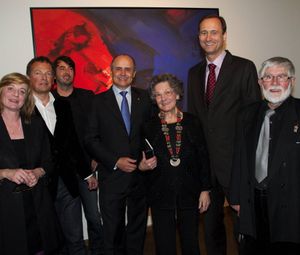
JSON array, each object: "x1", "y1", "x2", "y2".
[
  {"x1": 198, "y1": 14, "x2": 227, "y2": 34},
  {"x1": 26, "y1": 56, "x2": 53, "y2": 76},
  {"x1": 110, "y1": 54, "x2": 136, "y2": 71},
  {"x1": 149, "y1": 73, "x2": 184, "y2": 101},
  {"x1": 53, "y1": 55, "x2": 76, "y2": 73}
]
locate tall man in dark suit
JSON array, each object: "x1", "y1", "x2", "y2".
[
  {"x1": 85, "y1": 54, "x2": 152, "y2": 255},
  {"x1": 26, "y1": 56, "x2": 94, "y2": 255},
  {"x1": 52, "y1": 55, "x2": 103, "y2": 255},
  {"x1": 230, "y1": 57, "x2": 300, "y2": 255},
  {"x1": 187, "y1": 14, "x2": 261, "y2": 255}
]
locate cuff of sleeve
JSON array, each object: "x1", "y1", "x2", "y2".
[{"x1": 84, "y1": 174, "x2": 94, "y2": 180}]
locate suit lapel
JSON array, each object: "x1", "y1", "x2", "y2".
[
  {"x1": 268, "y1": 99, "x2": 299, "y2": 180},
  {"x1": 104, "y1": 88, "x2": 128, "y2": 134},
  {"x1": 0, "y1": 116, "x2": 19, "y2": 166},
  {"x1": 34, "y1": 105, "x2": 55, "y2": 138},
  {"x1": 0, "y1": 116, "x2": 31, "y2": 167},
  {"x1": 130, "y1": 87, "x2": 142, "y2": 138},
  {"x1": 195, "y1": 62, "x2": 207, "y2": 112},
  {"x1": 210, "y1": 51, "x2": 233, "y2": 107},
  {"x1": 21, "y1": 117, "x2": 34, "y2": 168},
  {"x1": 244, "y1": 104, "x2": 263, "y2": 179}
]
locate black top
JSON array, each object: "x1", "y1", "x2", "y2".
[
  {"x1": 143, "y1": 112, "x2": 211, "y2": 209},
  {"x1": 11, "y1": 139, "x2": 26, "y2": 167},
  {"x1": 11, "y1": 138, "x2": 42, "y2": 254}
]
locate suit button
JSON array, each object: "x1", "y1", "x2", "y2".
[
  {"x1": 282, "y1": 162, "x2": 286, "y2": 167},
  {"x1": 280, "y1": 183, "x2": 285, "y2": 188}
]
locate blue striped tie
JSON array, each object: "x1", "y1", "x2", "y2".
[{"x1": 120, "y1": 91, "x2": 130, "y2": 134}]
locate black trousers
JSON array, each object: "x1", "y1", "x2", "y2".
[
  {"x1": 55, "y1": 178, "x2": 86, "y2": 255},
  {"x1": 99, "y1": 183, "x2": 148, "y2": 255},
  {"x1": 204, "y1": 180, "x2": 238, "y2": 255},
  {"x1": 151, "y1": 207, "x2": 200, "y2": 255},
  {"x1": 240, "y1": 189, "x2": 300, "y2": 255}
]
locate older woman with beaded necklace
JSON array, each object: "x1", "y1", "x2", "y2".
[{"x1": 139, "y1": 73, "x2": 211, "y2": 255}]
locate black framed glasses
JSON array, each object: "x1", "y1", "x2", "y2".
[{"x1": 261, "y1": 74, "x2": 293, "y2": 83}]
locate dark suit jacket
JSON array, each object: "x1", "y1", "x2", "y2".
[
  {"x1": 84, "y1": 87, "x2": 151, "y2": 193},
  {"x1": 142, "y1": 113, "x2": 211, "y2": 209},
  {"x1": 230, "y1": 97, "x2": 300, "y2": 243},
  {"x1": 52, "y1": 88, "x2": 94, "y2": 170},
  {"x1": 52, "y1": 88, "x2": 94, "y2": 147},
  {"x1": 0, "y1": 115, "x2": 63, "y2": 255},
  {"x1": 188, "y1": 50, "x2": 261, "y2": 188},
  {"x1": 35, "y1": 96, "x2": 92, "y2": 198}
]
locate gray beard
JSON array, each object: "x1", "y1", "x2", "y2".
[{"x1": 262, "y1": 84, "x2": 292, "y2": 104}]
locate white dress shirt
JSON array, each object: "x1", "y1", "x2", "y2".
[
  {"x1": 34, "y1": 92, "x2": 56, "y2": 135},
  {"x1": 112, "y1": 85, "x2": 132, "y2": 113}
]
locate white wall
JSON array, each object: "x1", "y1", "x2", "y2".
[{"x1": 1, "y1": 0, "x2": 300, "y2": 97}]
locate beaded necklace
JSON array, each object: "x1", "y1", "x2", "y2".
[{"x1": 159, "y1": 110, "x2": 183, "y2": 167}]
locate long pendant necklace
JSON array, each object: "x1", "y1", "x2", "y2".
[{"x1": 159, "y1": 110, "x2": 183, "y2": 167}]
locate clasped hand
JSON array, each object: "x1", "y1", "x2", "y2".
[{"x1": 8, "y1": 168, "x2": 44, "y2": 187}]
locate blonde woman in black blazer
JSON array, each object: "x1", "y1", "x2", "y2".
[{"x1": 0, "y1": 73, "x2": 62, "y2": 255}]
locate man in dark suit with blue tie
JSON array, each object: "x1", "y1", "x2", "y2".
[
  {"x1": 85, "y1": 54, "x2": 153, "y2": 255},
  {"x1": 187, "y1": 14, "x2": 261, "y2": 255}
]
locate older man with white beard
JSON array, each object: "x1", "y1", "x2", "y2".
[{"x1": 230, "y1": 57, "x2": 300, "y2": 255}]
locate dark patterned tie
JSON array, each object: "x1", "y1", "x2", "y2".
[
  {"x1": 120, "y1": 91, "x2": 131, "y2": 134},
  {"x1": 206, "y1": 63, "x2": 217, "y2": 106}
]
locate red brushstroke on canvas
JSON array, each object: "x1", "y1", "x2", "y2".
[{"x1": 32, "y1": 9, "x2": 113, "y2": 93}]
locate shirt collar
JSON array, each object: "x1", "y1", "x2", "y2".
[
  {"x1": 112, "y1": 85, "x2": 131, "y2": 95},
  {"x1": 262, "y1": 96, "x2": 292, "y2": 116},
  {"x1": 206, "y1": 50, "x2": 227, "y2": 69},
  {"x1": 33, "y1": 92, "x2": 55, "y2": 107}
]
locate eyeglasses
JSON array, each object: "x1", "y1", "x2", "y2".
[
  {"x1": 153, "y1": 90, "x2": 174, "y2": 99},
  {"x1": 261, "y1": 74, "x2": 293, "y2": 83}
]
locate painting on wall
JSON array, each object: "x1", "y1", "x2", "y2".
[{"x1": 30, "y1": 7, "x2": 218, "y2": 107}]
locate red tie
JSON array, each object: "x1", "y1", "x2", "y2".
[{"x1": 206, "y1": 63, "x2": 216, "y2": 106}]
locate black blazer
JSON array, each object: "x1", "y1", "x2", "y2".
[
  {"x1": 142, "y1": 113, "x2": 211, "y2": 209},
  {"x1": 0, "y1": 115, "x2": 63, "y2": 255},
  {"x1": 230, "y1": 97, "x2": 300, "y2": 243},
  {"x1": 84, "y1": 87, "x2": 152, "y2": 193},
  {"x1": 188, "y1": 50, "x2": 261, "y2": 188},
  {"x1": 35, "y1": 96, "x2": 92, "y2": 198},
  {"x1": 52, "y1": 88, "x2": 94, "y2": 147},
  {"x1": 52, "y1": 88, "x2": 94, "y2": 171}
]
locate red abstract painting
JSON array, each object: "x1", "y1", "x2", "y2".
[{"x1": 31, "y1": 7, "x2": 218, "y2": 104}]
